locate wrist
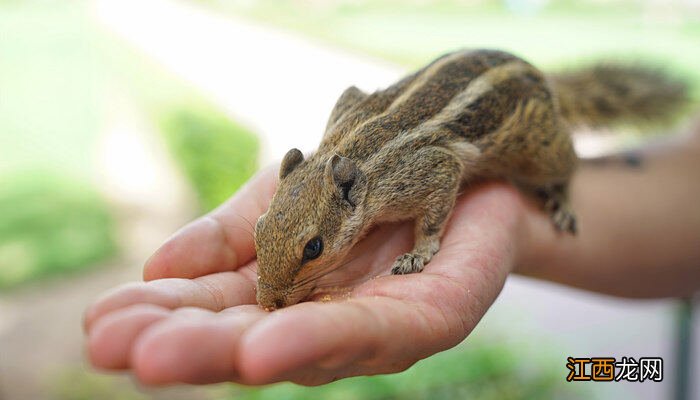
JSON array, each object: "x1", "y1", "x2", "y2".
[{"x1": 511, "y1": 191, "x2": 566, "y2": 279}]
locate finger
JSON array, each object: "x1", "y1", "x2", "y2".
[
  {"x1": 84, "y1": 269, "x2": 258, "y2": 333},
  {"x1": 88, "y1": 304, "x2": 171, "y2": 369},
  {"x1": 89, "y1": 305, "x2": 247, "y2": 371},
  {"x1": 144, "y1": 165, "x2": 278, "y2": 281},
  {"x1": 236, "y1": 295, "x2": 458, "y2": 385},
  {"x1": 270, "y1": 363, "x2": 387, "y2": 386},
  {"x1": 130, "y1": 305, "x2": 266, "y2": 385}
]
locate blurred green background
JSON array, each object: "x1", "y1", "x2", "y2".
[
  {"x1": 0, "y1": 1, "x2": 258, "y2": 288},
  {"x1": 1, "y1": 0, "x2": 697, "y2": 399}
]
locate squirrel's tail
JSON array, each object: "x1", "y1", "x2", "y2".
[{"x1": 548, "y1": 64, "x2": 689, "y2": 128}]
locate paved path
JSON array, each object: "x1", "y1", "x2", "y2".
[
  {"x1": 93, "y1": 0, "x2": 401, "y2": 164},
  {"x1": 0, "y1": 87, "x2": 209, "y2": 400}
]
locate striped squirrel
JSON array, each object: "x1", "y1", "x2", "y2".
[{"x1": 254, "y1": 49, "x2": 687, "y2": 310}]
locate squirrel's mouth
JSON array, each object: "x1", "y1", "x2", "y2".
[
  {"x1": 263, "y1": 298, "x2": 285, "y2": 312},
  {"x1": 256, "y1": 281, "x2": 315, "y2": 310}
]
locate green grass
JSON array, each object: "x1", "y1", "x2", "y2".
[
  {"x1": 227, "y1": 340, "x2": 583, "y2": 400},
  {"x1": 48, "y1": 339, "x2": 584, "y2": 400},
  {"x1": 0, "y1": 172, "x2": 116, "y2": 289}
]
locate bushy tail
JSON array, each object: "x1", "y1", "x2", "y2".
[{"x1": 548, "y1": 64, "x2": 689, "y2": 128}]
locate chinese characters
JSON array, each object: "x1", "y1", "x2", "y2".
[{"x1": 566, "y1": 356, "x2": 663, "y2": 382}]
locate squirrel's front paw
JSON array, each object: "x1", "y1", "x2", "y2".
[{"x1": 391, "y1": 253, "x2": 426, "y2": 275}]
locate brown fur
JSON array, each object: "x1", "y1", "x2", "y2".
[
  {"x1": 254, "y1": 49, "x2": 688, "y2": 309},
  {"x1": 551, "y1": 64, "x2": 688, "y2": 128}
]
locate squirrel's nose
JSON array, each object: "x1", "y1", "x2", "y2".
[
  {"x1": 262, "y1": 297, "x2": 285, "y2": 311},
  {"x1": 257, "y1": 287, "x2": 287, "y2": 311}
]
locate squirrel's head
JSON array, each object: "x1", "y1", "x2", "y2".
[{"x1": 254, "y1": 148, "x2": 368, "y2": 310}]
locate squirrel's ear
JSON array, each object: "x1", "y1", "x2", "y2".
[
  {"x1": 280, "y1": 148, "x2": 304, "y2": 179},
  {"x1": 325, "y1": 86, "x2": 368, "y2": 133},
  {"x1": 325, "y1": 154, "x2": 365, "y2": 208},
  {"x1": 254, "y1": 212, "x2": 267, "y2": 233}
]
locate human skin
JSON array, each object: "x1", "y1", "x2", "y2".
[{"x1": 84, "y1": 118, "x2": 700, "y2": 386}]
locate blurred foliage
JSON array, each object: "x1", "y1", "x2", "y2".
[
  {"x1": 226, "y1": 341, "x2": 584, "y2": 400},
  {"x1": 48, "y1": 340, "x2": 584, "y2": 400},
  {"x1": 92, "y1": 15, "x2": 261, "y2": 213},
  {"x1": 0, "y1": 173, "x2": 116, "y2": 289},
  {"x1": 160, "y1": 105, "x2": 259, "y2": 212},
  {"x1": 0, "y1": 0, "x2": 258, "y2": 288},
  {"x1": 0, "y1": 2, "x2": 115, "y2": 288}
]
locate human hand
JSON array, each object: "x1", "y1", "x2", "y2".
[{"x1": 84, "y1": 165, "x2": 541, "y2": 386}]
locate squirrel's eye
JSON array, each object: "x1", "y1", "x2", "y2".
[{"x1": 302, "y1": 237, "x2": 323, "y2": 263}]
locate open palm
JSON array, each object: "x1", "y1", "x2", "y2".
[{"x1": 84, "y1": 165, "x2": 532, "y2": 386}]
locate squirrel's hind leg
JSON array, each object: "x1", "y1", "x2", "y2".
[
  {"x1": 517, "y1": 180, "x2": 577, "y2": 234},
  {"x1": 390, "y1": 147, "x2": 463, "y2": 275},
  {"x1": 540, "y1": 183, "x2": 577, "y2": 234}
]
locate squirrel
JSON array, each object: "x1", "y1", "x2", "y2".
[{"x1": 253, "y1": 49, "x2": 687, "y2": 310}]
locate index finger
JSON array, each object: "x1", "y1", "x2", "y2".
[{"x1": 144, "y1": 165, "x2": 277, "y2": 281}]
